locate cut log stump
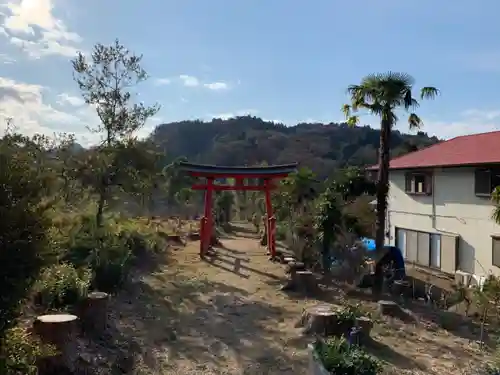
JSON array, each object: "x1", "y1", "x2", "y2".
[
  {"x1": 378, "y1": 300, "x2": 416, "y2": 323},
  {"x1": 391, "y1": 280, "x2": 411, "y2": 298},
  {"x1": 297, "y1": 304, "x2": 352, "y2": 337},
  {"x1": 355, "y1": 316, "x2": 373, "y2": 337},
  {"x1": 34, "y1": 314, "x2": 78, "y2": 374},
  {"x1": 378, "y1": 300, "x2": 400, "y2": 316},
  {"x1": 79, "y1": 291, "x2": 109, "y2": 335},
  {"x1": 281, "y1": 270, "x2": 319, "y2": 294},
  {"x1": 285, "y1": 261, "x2": 306, "y2": 277},
  {"x1": 295, "y1": 271, "x2": 319, "y2": 294},
  {"x1": 188, "y1": 232, "x2": 200, "y2": 241}
]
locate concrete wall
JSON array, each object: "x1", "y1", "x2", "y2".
[{"x1": 387, "y1": 167, "x2": 500, "y2": 277}]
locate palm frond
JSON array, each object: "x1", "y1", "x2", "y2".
[
  {"x1": 342, "y1": 104, "x2": 351, "y2": 118},
  {"x1": 403, "y1": 89, "x2": 419, "y2": 111},
  {"x1": 421, "y1": 87, "x2": 439, "y2": 100},
  {"x1": 408, "y1": 113, "x2": 423, "y2": 129},
  {"x1": 347, "y1": 116, "x2": 359, "y2": 127}
]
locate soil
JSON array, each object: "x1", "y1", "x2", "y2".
[{"x1": 92, "y1": 223, "x2": 492, "y2": 375}]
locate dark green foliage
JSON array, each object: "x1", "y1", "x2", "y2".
[
  {"x1": 314, "y1": 337, "x2": 382, "y2": 375},
  {"x1": 0, "y1": 134, "x2": 56, "y2": 336},
  {"x1": 150, "y1": 116, "x2": 439, "y2": 177}
]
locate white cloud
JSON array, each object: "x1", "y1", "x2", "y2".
[
  {"x1": 0, "y1": 53, "x2": 15, "y2": 64},
  {"x1": 0, "y1": 0, "x2": 83, "y2": 58},
  {"x1": 57, "y1": 92, "x2": 84, "y2": 106},
  {"x1": 415, "y1": 109, "x2": 500, "y2": 140},
  {"x1": 204, "y1": 81, "x2": 228, "y2": 91},
  {"x1": 176, "y1": 74, "x2": 230, "y2": 90},
  {"x1": 154, "y1": 78, "x2": 171, "y2": 86},
  {"x1": 179, "y1": 74, "x2": 199, "y2": 87},
  {"x1": 209, "y1": 109, "x2": 259, "y2": 120},
  {"x1": 0, "y1": 76, "x2": 93, "y2": 141}
]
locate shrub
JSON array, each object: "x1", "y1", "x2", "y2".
[
  {"x1": 0, "y1": 326, "x2": 57, "y2": 375},
  {"x1": 0, "y1": 135, "x2": 57, "y2": 336},
  {"x1": 32, "y1": 263, "x2": 91, "y2": 309},
  {"x1": 63, "y1": 214, "x2": 166, "y2": 293},
  {"x1": 314, "y1": 337, "x2": 382, "y2": 375}
]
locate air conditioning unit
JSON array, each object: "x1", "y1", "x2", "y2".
[{"x1": 454, "y1": 270, "x2": 472, "y2": 287}]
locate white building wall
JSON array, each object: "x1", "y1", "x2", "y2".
[{"x1": 387, "y1": 167, "x2": 500, "y2": 277}]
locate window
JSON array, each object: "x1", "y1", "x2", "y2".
[
  {"x1": 430, "y1": 234, "x2": 441, "y2": 269},
  {"x1": 396, "y1": 227, "x2": 456, "y2": 273},
  {"x1": 405, "y1": 172, "x2": 432, "y2": 195},
  {"x1": 493, "y1": 236, "x2": 500, "y2": 268},
  {"x1": 475, "y1": 168, "x2": 500, "y2": 197}
]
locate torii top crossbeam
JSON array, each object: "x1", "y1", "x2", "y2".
[
  {"x1": 178, "y1": 162, "x2": 298, "y2": 178},
  {"x1": 178, "y1": 161, "x2": 297, "y2": 259}
]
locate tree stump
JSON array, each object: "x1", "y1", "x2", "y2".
[
  {"x1": 297, "y1": 304, "x2": 353, "y2": 337},
  {"x1": 392, "y1": 280, "x2": 411, "y2": 299},
  {"x1": 355, "y1": 316, "x2": 373, "y2": 336},
  {"x1": 188, "y1": 232, "x2": 200, "y2": 241},
  {"x1": 34, "y1": 314, "x2": 78, "y2": 373},
  {"x1": 79, "y1": 291, "x2": 109, "y2": 335},
  {"x1": 295, "y1": 271, "x2": 319, "y2": 295},
  {"x1": 354, "y1": 316, "x2": 373, "y2": 345},
  {"x1": 286, "y1": 261, "x2": 306, "y2": 278},
  {"x1": 378, "y1": 300, "x2": 400, "y2": 316}
]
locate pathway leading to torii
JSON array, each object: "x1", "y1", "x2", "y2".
[
  {"x1": 110, "y1": 223, "x2": 312, "y2": 374},
  {"x1": 103, "y1": 223, "x2": 486, "y2": 374}
]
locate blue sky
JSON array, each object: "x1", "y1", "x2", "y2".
[{"x1": 1, "y1": 0, "x2": 500, "y2": 144}]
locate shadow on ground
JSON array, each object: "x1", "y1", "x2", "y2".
[{"x1": 99, "y1": 269, "x2": 305, "y2": 374}]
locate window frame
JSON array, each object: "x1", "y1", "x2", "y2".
[
  {"x1": 395, "y1": 227, "x2": 442, "y2": 270},
  {"x1": 492, "y1": 236, "x2": 500, "y2": 268},
  {"x1": 404, "y1": 171, "x2": 433, "y2": 196},
  {"x1": 475, "y1": 168, "x2": 500, "y2": 197}
]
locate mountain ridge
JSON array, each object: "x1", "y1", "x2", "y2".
[{"x1": 149, "y1": 116, "x2": 439, "y2": 177}]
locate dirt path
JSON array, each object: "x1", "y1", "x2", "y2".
[
  {"x1": 99, "y1": 224, "x2": 490, "y2": 375},
  {"x1": 108, "y1": 225, "x2": 311, "y2": 374}
]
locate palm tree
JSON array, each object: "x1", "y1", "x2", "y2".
[{"x1": 342, "y1": 72, "x2": 439, "y2": 292}]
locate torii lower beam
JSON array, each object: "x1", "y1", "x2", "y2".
[{"x1": 178, "y1": 162, "x2": 297, "y2": 259}]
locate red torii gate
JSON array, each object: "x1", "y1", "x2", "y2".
[{"x1": 179, "y1": 162, "x2": 297, "y2": 259}]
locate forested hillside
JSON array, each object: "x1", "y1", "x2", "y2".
[{"x1": 151, "y1": 116, "x2": 439, "y2": 177}]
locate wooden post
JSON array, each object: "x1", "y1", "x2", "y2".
[
  {"x1": 264, "y1": 179, "x2": 276, "y2": 259},
  {"x1": 201, "y1": 178, "x2": 214, "y2": 257}
]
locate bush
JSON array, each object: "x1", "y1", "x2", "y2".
[
  {"x1": 314, "y1": 337, "x2": 382, "y2": 375},
  {"x1": 32, "y1": 263, "x2": 91, "y2": 310},
  {"x1": 0, "y1": 326, "x2": 57, "y2": 375},
  {"x1": 0, "y1": 135, "x2": 57, "y2": 336},
  {"x1": 60, "y1": 213, "x2": 165, "y2": 293}
]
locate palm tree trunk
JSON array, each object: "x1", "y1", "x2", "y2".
[{"x1": 373, "y1": 114, "x2": 392, "y2": 294}]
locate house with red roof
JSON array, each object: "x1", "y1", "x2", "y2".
[{"x1": 369, "y1": 130, "x2": 500, "y2": 283}]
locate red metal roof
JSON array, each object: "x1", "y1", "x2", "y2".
[{"x1": 368, "y1": 130, "x2": 500, "y2": 170}]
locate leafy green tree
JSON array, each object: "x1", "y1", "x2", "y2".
[
  {"x1": 72, "y1": 39, "x2": 160, "y2": 226},
  {"x1": 315, "y1": 168, "x2": 376, "y2": 270},
  {"x1": 342, "y1": 72, "x2": 438, "y2": 290},
  {"x1": 215, "y1": 191, "x2": 234, "y2": 225}
]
